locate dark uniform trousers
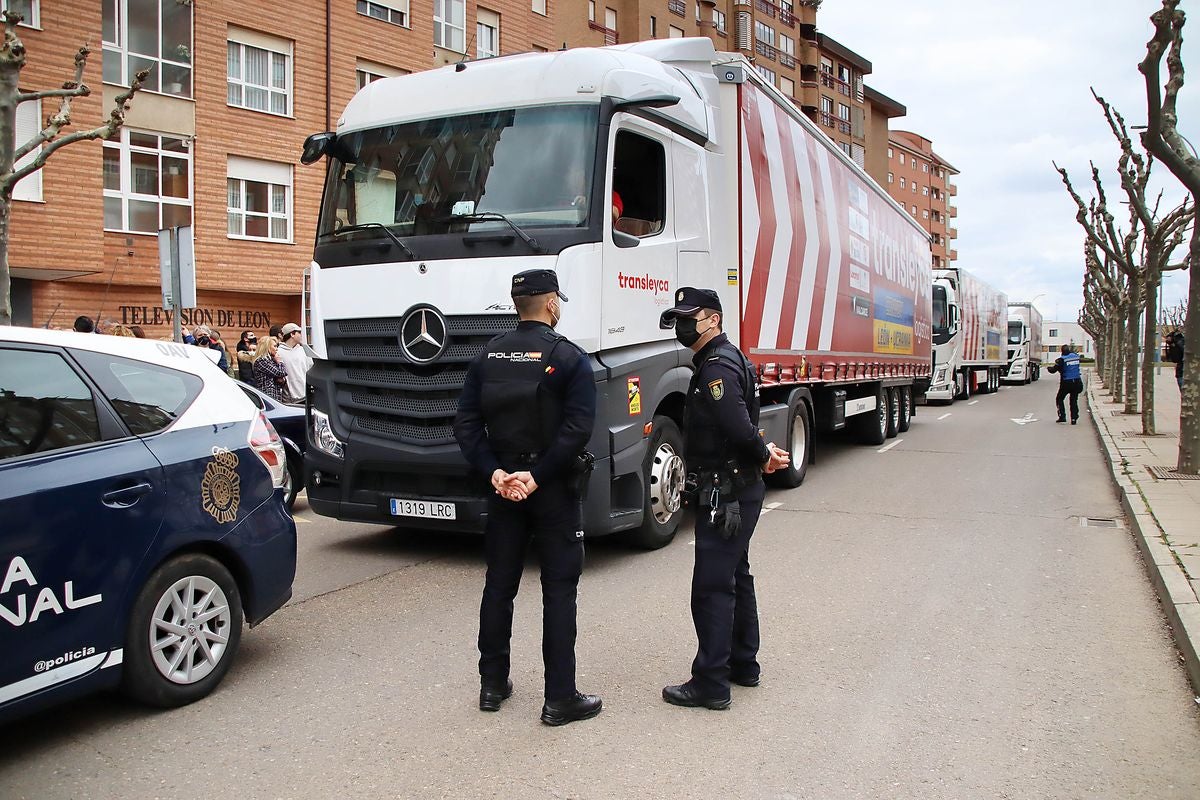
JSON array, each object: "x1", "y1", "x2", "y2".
[
  {"x1": 479, "y1": 479, "x2": 583, "y2": 702},
  {"x1": 690, "y1": 480, "x2": 765, "y2": 699},
  {"x1": 1056, "y1": 380, "x2": 1083, "y2": 421}
]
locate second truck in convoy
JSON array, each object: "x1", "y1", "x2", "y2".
[
  {"x1": 298, "y1": 38, "x2": 933, "y2": 548},
  {"x1": 927, "y1": 267, "x2": 1009, "y2": 402},
  {"x1": 1003, "y1": 301, "x2": 1043, "y2": 384}
]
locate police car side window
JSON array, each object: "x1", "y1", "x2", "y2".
[
  {"x1": 0, "y1": 349, "x2": 103, "y2": 460},
  {"x1": 71, "y1": 350, "x2": 203, "y2": 436}
]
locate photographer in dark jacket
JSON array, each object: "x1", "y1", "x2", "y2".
[{"x1": 1165, "y1": 331, "x2": 1185, "y2": 391}]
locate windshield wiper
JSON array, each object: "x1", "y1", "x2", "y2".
[
  {"x1": 438, "y1": 212, "x2": 545, "y2": 253},
  {"x1": 321, "y1": 223, "x2": 414, "y2": 259}
]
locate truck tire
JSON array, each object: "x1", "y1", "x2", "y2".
[
  {"x1": 885, "y1": 387, "x2": 900, "y2": 438},
  {"x1": 122, "y1": 553, "x2": 244, "y2": 708},
  {"x1": 898, "y1": 386, "x2": 912, "y2": 433},
  {"x1": 856, "y1": 385, "x2": 888, "y2": 446},
  {"x1": 628, "y1": 416, "x2": 685, "y2": 550},
  {"x1": 765, "y1": 396, "x2": 810, "y2": 489},
  {"x1": 956, "y1": 369, "x2": 971, "y2": 401}
]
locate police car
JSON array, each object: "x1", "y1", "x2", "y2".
[{"x1": 0, "y1": 327, "x2": 297, "y2": 722}]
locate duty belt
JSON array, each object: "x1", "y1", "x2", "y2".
[{"x1": 499, "y1": 452, "x2": 541, "y2": 467}]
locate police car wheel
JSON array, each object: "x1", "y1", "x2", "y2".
[
  {"x1": 122, "y1": 554, "x2": 244, "y2": 708},
  {"x1": 282, "y1": 454, "x2": 300, "y2": 510},
  {"x1": 897, "y1": 387, "x2": 913, "y2": 433},
  {"x1": 628, "y1": 415, "x2": 685, "y2": 550},
  {"x1": 765, "y1": 396, "x2": 809, "y2": 489}
]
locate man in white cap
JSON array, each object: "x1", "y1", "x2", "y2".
[{"x1": 277, "y1": 322, "x2": 312, "y2": 403}]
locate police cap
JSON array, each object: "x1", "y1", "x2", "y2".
[
  {"x1": 659, "y1": 286, "x2": 722, "y2": 329},
  {"x1": 511, "y1": 269, "x2": 568, "y2": 301}
]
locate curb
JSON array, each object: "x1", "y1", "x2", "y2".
[{"x1": 1086, "y1": 379, "x2": 1200, "y2": 696}]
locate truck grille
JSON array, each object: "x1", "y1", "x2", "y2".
[{"x1": 325, "y1": 313, "x2": 518, "y2": 446}]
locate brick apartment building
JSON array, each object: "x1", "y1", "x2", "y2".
[
  {"x1": 7, "y1": 0, "x2": 554, "y2": 335},
  {"x1": 555, "y1": 0, "x2": 905, "y2": 185},
  {"x1": 885, "y1": 130, "x2": 958, "y2": 267},
  {"x1": 8, "y1": 0, "x2": 907, "y2": 334}
]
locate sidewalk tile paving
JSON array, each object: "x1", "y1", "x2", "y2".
[{"x1": 1087, "y1": 367, "x2": 1200, "y2": 695}]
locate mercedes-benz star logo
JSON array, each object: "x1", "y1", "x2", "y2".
[{"x1": 399, "y1": 307, "x2": 448, "y2": 363}]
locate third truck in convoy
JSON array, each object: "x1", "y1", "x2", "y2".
[
  {"x1": 927, "y1": 267, "x2": 1009, "y2": 402},
  {"x1": 1003, "y1": 301, "x2": 1043, "y2": 384},
  {"x1": 298, "y1": 38, "x2": 933, "y2": 548}
]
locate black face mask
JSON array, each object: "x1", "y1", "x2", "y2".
[{"x1": 675, "y1": 317, "x2": 705, "y2": 347}]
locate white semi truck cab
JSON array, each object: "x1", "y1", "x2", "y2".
[
  {"x1": 1003, "y1": 302, "x2": 1043, "y2": 384},
  {"x1": 926, "y1": 267, "x2": 1008, "y2": 402}
]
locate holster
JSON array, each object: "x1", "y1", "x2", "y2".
[{"x1": 567, "y1": 450, "x2": 596, "y2": 499}]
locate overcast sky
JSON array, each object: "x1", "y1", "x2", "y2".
[{"x1": 818, "y1": 0, "x2": 1198, "y2": 325}]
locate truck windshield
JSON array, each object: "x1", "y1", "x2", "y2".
[
  {"x1": 932, "y1": 286, "x2": 949, "y2": 338},
  {"x1": 318, "y1": 105, "x2": 600, "y2": 240},
  {"x1": 1008, "y1": 321, "x2": 1023, "y2": 345}
]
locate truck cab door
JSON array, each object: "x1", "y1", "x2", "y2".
[{"x1": 601, "y1": 119, "x2": 679, "y2": 351}]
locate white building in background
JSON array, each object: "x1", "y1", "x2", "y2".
[{"x1": 1042, "y1": 321, "x2": 1096, "y2": 361}]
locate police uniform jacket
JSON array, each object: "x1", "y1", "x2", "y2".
[
  {"x1": 454, "y1": 320, "x2": 595, "y2": 486},
  {"x1": 686, "y1": 333, "x2": 771, "y2": 474}
]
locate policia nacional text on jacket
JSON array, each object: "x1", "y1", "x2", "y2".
[{"x1": 452, "y1": 268, "x2": 603, "y2": 727}]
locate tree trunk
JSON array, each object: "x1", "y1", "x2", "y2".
[
  {"x1": 1142, "y1": 270, "x2": 1158, "y2": 435},
  {"x1": 1111, "y1": 312, "x2": 1125, "y2": 403},
  {"x1": 1178, "y1": 223, "x2": 1200, "y2": 473},
  {"x1": 0, "y1": 49, "x2": 17, "y2": 327},
  {"x1": 1124, "y1": 281, "x2": 1141, "y2": 414}
]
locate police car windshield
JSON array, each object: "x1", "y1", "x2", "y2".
[{"x1": 318, "y1": 105, "x2": 600, "y2": 240}]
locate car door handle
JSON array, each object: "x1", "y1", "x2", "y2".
[{"x1": 102, "y1": 482, "x2": 154, "y2": 508}]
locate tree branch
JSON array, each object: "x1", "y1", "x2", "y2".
[
  {"x1": 11, "y1": 45, "x2": 90, "y2": 163},
  {"x1": 1139, "y1": 0, "x2": 1200, "y2": 196}
]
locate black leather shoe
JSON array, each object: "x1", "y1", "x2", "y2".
[
  {"x1": 1056, "y1": 418, "x2": 1067, "y2": 424},
  {"x1": 662, "y1": 683, "x2": 731, "y2": 710},
  {"x1": 1071, "y1": 419, "x2": 1078, "y2": 425},
  {"x1": 730, "y1": 673, "x2": 760, "y2": 687},
  {"x1": 540, "y1": 692, "x2": 602, "y2": 726},
  {"x1": 479, "y1": 680, "x2": 513, "y2": 712}
]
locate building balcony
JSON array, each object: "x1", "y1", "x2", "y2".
[
  {"x1": 837, "y1": 118, "x2": 851, "y2": 135},
  {"x1": 949, "y1": 183, "x2": 958, "y2": 196},
  {"x1": 948, "y1": 226, "x2": 958, "y2": 239},
  {"x1": 949, "y1": 204, "x2": 957, "y2": 218},
  {"x1": 668, "y1": 0, "x2": 685, "y2": 16},
  {"x1": 587, "y1": 21, "x2": 619, "y2": 45},
  {"x1": 819, "y1": 111, "x2": 835, "y2": 128},
  {"x1": 779, "y1": 51, "x2": 796, "y2": 69},
  {"x1": 755, "y1": 39, "x2": 777, "y2": 61},
  {"x1": 798, "y1": 80, "x2": 819, "y2": 108},
  {"x1": 753, "y1": 0, "x2": 775, "y2": 18},
  {"x1": 779, "y1": 8, "x2": 796, "y2": 27},
  {"x1": 949, "y1": 249, "x2": 958, "y2": 260}
]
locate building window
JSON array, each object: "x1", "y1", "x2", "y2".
[
  {"x1": 922, "y1": 186, "x2": 929, "y2": 196},
  {"x1": 102, "y1": 0, "x2": 193, "y2": 98},
  {"x1": 649, "y1": 15, "x2": 656, "y2": 36},
  {"x1": 695, "y1": 0, "x2": 700, "y2": 21},
  {"x1": 12, "y1": 98, "x2": 41, "y2": 202},
  {"x1": 922, "y1": 210, "x2": 929, "y2": 219},
  {"x1": 755, "y1": 21, "x2": 774, "y2": 46},
  {"x1": 911, "y1": 183, "x2": 917, "y2": 193},
  {"x1": 887, "y1": 172, "x2": 893, "y2": 184},
  {"x1": 532, "y1": 0, "x2": 546, "y2": 15},
  {"x1": 356, "y1": 59, "x2": 407, "y2": 90},
  {"x1": 3, "y1": 0, "x2": 39, "y2": 27},
  {"x1": 756, "y1": 65, "x2": 776, "y2": 84},
  {"x1": 820, "y1": 56, "x2": 832, "y2": 74},
  {"x1": 779, "y1": 34, "x2": 794, "y2": 57},
  {"x1": 713, "y1": 9, "x2": 726, "y2": 33},
  {"x1": 780, "y1": 76, "x2": 794, "y2": 97},
  {"x1": 839, "y1": 141, "x2": 852, "y2": 157},
  {"x1": 837, "y1": 63, "x2": 849, "y2": 83},
  {"x1": 227, "y1": 156, "x2": 292, "y2": 242},
  {"x1": 434, "y1": 0, "x2": 466, "y2": 51},
  {"x1": 820, "y1": 96, "x2": 833, "y2": 114},
  {"x1": 476, "y1": 8, "x2": 500, "y2": 59},
  {"x1": 103, "y1": 130, "x2": 192, "y2": 234},
  {"x1": 899, "y1": 177, "x2": 905, "y2": 188},
  {"x1": 356, "y1": 0, "x2": 409, "y2": 26},
  {"x1": 1049, "y1": 328, "x2": 1058, "y2": 338},
  {"x1": 227, "y1": 29, "x2": 292, "y2": 116},
  {"x1": 837, "y1": 103, "x2": 850, "y2": 121},
  {"x1": 937, "y1": 168, "x2": 944, "y2": 178},
  {"x1": 588, "y1": 0, "x2": 595, "y2": 20},
  {"x1": 923, "y1": 162, "x2": 929, "y2": 172},
  {"x1": 911, "y1": 204, "x2": 917, "y2": 214},
  {"x1": 887, "y1": 146, "x2": 893, "y2": 158},
  {"x1": 851, "y1": 143, "x2": 865, "y2": 168},
  {"x1": 669, "y1": 24, "x2": 684, "y2": 38}
]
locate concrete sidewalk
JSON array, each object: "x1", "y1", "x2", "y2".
[{"x1": 1087, "y1": 366, "x2": 1200, "y2": 695}]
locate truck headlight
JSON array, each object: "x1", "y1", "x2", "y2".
[{"x1": 311, "y1": 408, "x2": 345, "y2": 459}]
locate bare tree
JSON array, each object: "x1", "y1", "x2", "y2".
[
  {"x1": 1140, "y1": 0, "x2": 1200, "y2": 472},
  {"x1": 1161, "y1": 300, "x2": 1187, "y2": 330},
  {"x1": 0, "y1": 11, "x2": 147, "y2": 326},
  {"x1": 1082, "y1": 231, "x2": 1128, "y2": 399}
]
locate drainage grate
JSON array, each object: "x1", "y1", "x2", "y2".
[
  {"x1": 1147, "y1": 465, "x2": 1200, "y2": 481},
  {"x1": 1080, "y1": 517, "x2": 1121, "y2": 528},
  {"x1": 1122, "y1": 431, "x2": 1178, "y2": 438}
]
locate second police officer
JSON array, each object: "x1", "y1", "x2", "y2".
[
  {"x1": 658, "y1": 287, "x2": 790, "y2": 710},
  {"x1": 452, "y1": 268, "x2": 602, "y2": 727},
  {"x1": 1047, "y1": 343, "x2": 1083, "y2": 424}
]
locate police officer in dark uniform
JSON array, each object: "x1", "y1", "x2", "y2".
[
  {"x1": 1047, "y1": 343, "x2": 1083, "y2": 424},
  {"x1": 452, "y1": 268, "x2": 602, "y2": 726},
  {"x1": 658, "y1": 287, "x2": 790, "y2": 710}
]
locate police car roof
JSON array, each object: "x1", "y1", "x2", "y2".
[{"x1": 0, "y1": 326, "x2": 225, "y2": 377}]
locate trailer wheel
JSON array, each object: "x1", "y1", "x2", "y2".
[
  {"x1": 856, "y1": 385, "x2": 888, "y2": 446},
  {"x1": 885, "y1": 387, "x2": 900, "y2": 438},
  {"x1": 897, "y1": 387, "x2": 912, "y2": 433},
  {"x1": 765, "y1": 396, "x2": 810, "y2": 489},
  {"x1": 627, "y1": 415, "x2": 685, "y2": 550}
]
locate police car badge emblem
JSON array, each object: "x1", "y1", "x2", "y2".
[
  {"x1": 201, "y1": 447, "x2": 241, "y2": 524},
  {"x1": 708, "y1": 378, "x2": 724, "y2": 400}
]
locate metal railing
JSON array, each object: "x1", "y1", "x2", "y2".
[
  {"x1": 755, "y1": 39, "x2": 777, "y2": 60},
  {"x1": 819, "y1": 111, "x2": 834, "y2": 128},
  {"x1": 587, "y1": 20, "x2": 618, "y2": 44},
  {"x1": 668, "y1": 0, "x2": 685, "y2": 16},
  {"x1": 779, "y1": 51, "x2": 796, "y2": 69},
  {"x1": 754, "y1": 0, "x2": 775, "y2": 17}
]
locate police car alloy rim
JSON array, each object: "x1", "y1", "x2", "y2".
[
  {"x1": 650, "y1": 443, "x2": 685, "y2": 523},
  {"x1": 149, "y1": 575, "x2": 232, "y2": 685}
]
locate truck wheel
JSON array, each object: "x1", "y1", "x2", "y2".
[
  {"x1": 885, "y1": 387, "x2": 900, "y2": 438},
  {"x1": 765, "y1": 396, "x2": 810, "y2": 489},
  {"x1": 122, "y1": 554, "x2": 243, "y2": 708},
  {"x1": 898, "y1": 387, "x2": 912, "y2": 433},
  {"x1": 857, "y1": 386, "x2": 888, "y2": 446},
  {"x1": 628, "y1": 416, "x2": 685, "y2": 550}
]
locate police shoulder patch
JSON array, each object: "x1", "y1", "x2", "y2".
[{"x1": 708, "y1": 378, "x2": 724, "y2": 400}]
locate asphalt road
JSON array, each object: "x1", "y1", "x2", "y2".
[{"x1": 3, "y1": 377, "x2": 1200, "y2": 799}]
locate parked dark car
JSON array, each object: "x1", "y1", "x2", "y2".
[{"x1": 239, "y1": 384, "x2": 305, "y2": 510}]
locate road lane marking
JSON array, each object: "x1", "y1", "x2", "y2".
[
  {"x1": 968, "y1": 400, "x2": 979, "y2": 405},
  {"x1": 762, "y1": 502, "x2": 783, "y2": 515},
  {"x1": 293, "y1": 515, "x2": 312, "y2": 524},
  {"x1": 937, "y1": 412, "x2": 952, "y2": 420},
  {"x1": 877, "y1": 438, "x2": 904, "y2": 453}
]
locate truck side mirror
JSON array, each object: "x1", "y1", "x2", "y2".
[
  {"x1": 301, "y1": 132, "x2": 337, "y2": 165},
  {"x1": 949, "y1": 305, "x2": 959, "y2": 332}
]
